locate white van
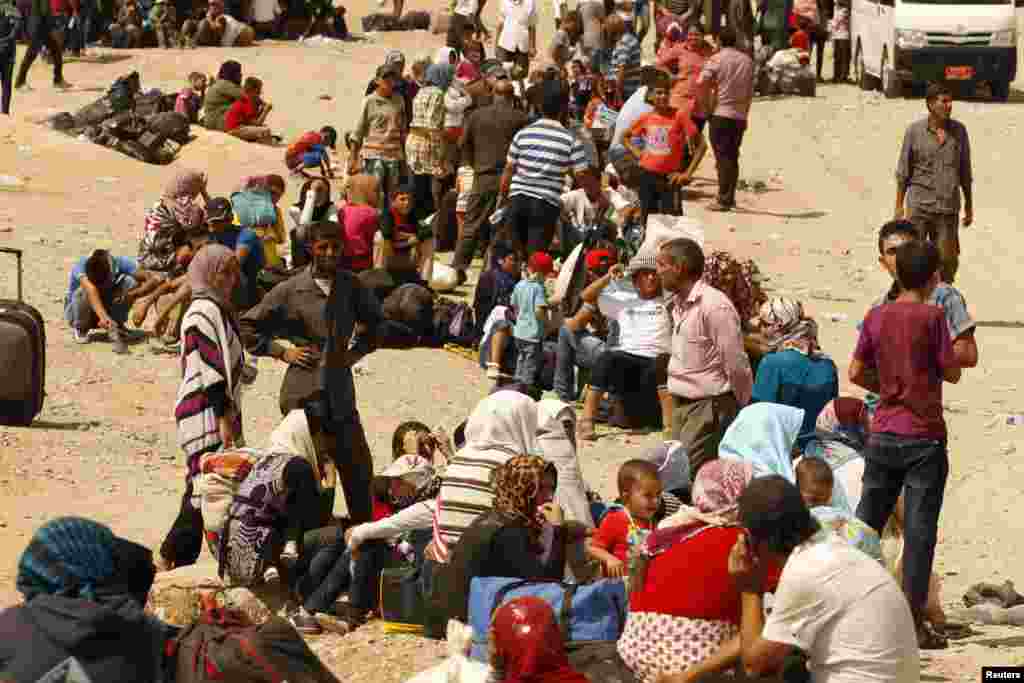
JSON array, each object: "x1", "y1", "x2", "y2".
[{"x1": 851, "y1": 0, "x2": 1022, "y2": 100}]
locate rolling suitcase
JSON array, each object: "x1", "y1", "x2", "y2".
[{"x1": 0, "y1": 248, "x2": 45, "y2": 426}]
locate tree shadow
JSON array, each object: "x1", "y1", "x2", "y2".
[{"x1": 28, "y1": 419, "x2": 103, "y2": 431}]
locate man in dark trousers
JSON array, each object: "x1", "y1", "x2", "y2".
[
  {"x1": 451, "y1": 77, "x2": 529, "y2": 285},
  {"x1": 15, "y1": 0, "x2": 73, "y2": 91},
  {"x1": 895, "y1": 82, "x2": 973, "y2": 285}
]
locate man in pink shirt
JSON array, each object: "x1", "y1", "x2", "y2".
[
  {"x1": 697, "y1": 25, "x2": 753, "y2": 211},
  {"x1": 656, "y1": 237, "x2": 752, "y2": 476}
]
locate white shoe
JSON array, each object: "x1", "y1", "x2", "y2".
[{"x1": 72, "y1": 327, "x2": 89, "y2": 344}]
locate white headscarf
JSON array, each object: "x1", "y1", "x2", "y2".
[
  {"x1": 267, "y1": 410, "x2": 336, "y2": 492},
  {"x1": 462, "y1": 390, "x2": 540, "y2": 457},
  {"x1": 535, "y1": 399, "x2": 593, "y2": 529}
]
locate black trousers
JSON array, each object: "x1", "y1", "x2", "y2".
[
  {"x1": 833, "y1": 39, "x2": 851, "y2": 82},
  {"x1": 16, "y1": 14, "x2": 64, "y2": 87},
  {"x1": 708, "y1": 116, "x2": 747, "y2": 208},
  {"x1": 0, "y1": 53, "x2": 13, "y2": 115},
  {"x1": 452, "y1": 172, "x2": 500, "y2": 271},
  {"x1": 636, "y1": 170, "x2": 680, "y2": 227},
  {"x1": 503, "y1": 193, "x2": 561, "y2": 259},
  {"x1": 329, "y1": 413, "x2": 375, "y2": 524}
]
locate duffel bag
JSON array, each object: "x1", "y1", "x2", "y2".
[
  {"x1": 467, "y1": 578, "x2": 627, "y2": 662},
  {"x1": 380, "y1": 565, "x2": 426, "y2": 633}
]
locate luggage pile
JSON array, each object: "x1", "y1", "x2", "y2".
[{"x1": 49, "y1": 71, "x2": 194, "y2": 165}]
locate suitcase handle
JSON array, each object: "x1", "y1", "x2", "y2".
[{"x1": 0, "y1": 247, "x2": 22, "y2": 302}]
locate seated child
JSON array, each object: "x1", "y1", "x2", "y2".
[
  {"x1": 225, "y1": 77, "x2": 276, "y2": 144},
  {"x1": 455, "y1": 39, "x2": 484, "y2": 82},
  {"x1": 208, "y1": 196, "x2": 266, "y2": 311},
  {"x1": 65, "y1": 250, "x2": 158, "y2": 354},
  {"x1": 284, "y1": 126, "x2": 338, "y2": 179},
  {"x1": 149, "y1": 0, "x2": 178, "y2": 48},
  {"x1": 797, "y1": 457, "x2": 882, "y2": 562},
  {"x1": 588, "y1": 459, "x2": 661, "y2": 578},
  {"x1": 130, "y1": 229, "x2": 197, "y2": 335},
  {"x1": 340, "y1": 174, "x2": 381, "y2": 272},
  {"x1": 175, "y1": 72, "x2": 207, "y2": 124},
  {"x1": 375, "y1": 185, "x2": 435, "y2": 283}
]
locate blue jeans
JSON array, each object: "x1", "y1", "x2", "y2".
[
  {"x1": 514, "y1": 338, "x2": 543, "y2": 390},
  {"x1": 63, "y1": 276, "x2": 136, "y2": 332},
  {"x1": 856, "y1": 433, "x2": 948, "y2": 619},
  {"x1": 553, "y1": 325, "x2": 607, "y2": 402}
]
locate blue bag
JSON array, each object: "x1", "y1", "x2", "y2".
[
  {"x1": 467, "y1": 578, "x2": 628, "y2": 662},
  {"x1": 230, "y1": 189, "x2": 278, "y2": 229}
]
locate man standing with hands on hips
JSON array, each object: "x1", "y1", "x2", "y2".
[{"x1": 895, "y1": 82, "x2": 973, "y2": 285}]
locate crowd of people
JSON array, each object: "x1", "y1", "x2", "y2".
[{"x1": 1, "y1": 0, "x2": 985, "y2": 676}]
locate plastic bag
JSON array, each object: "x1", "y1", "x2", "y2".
[
  {"x1": 641, "y1": 214, "x2": 706, "y2": 253},
  {"x1": 404, "y1": 621, "x2": 491, "y2": 683}
]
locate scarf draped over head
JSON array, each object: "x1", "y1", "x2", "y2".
[
  {"x1": 296, "y1": 179, "x2": 332, "y2": 222},
  {"x1": 493, "y1": 455, "x2": 555, "y2": 547},
  {"x1": 647, "y1": 458, "x2": 754, "y2": 554},
  {"x1": 217, "y1": 59, "x2": 242, "y2": 85},
  {"x1": 719, "y1": 402, "x2": 805, "y2": 481},
  {"x1": 536, "y1": 399, "x2": 593, "y2": 529},
  {"x1": 17, "y1": 517, "x2": 156, "y2": 608},
  {"x1": 188, "y1": 243, "x2": 236, "y2": 306},
  {"x1": 756, "y1": 297, "x2": 820, "y2": 355},
  {"x1": 491, "y1": 596, "x2": 590, "y2": 683},
  {"x1": 464, "y1": 390, "x2": 540, "y2": 457},
  {"x1": 382, "y1": 453, "x2": 441, "y2": 508},
  {"x1": 162, "y1": 169, "x2": 206, "y2": 230},
  {"x1": 426, "y1": 62, "x2": 454, "y2": 90}
]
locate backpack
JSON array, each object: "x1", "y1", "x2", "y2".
[
  {"x1": 108, "y1": 73, "x2": 140, "y2": 114},
  {"x1": 148, "y1": 111, "x2": 191, "y2": 144},
  {"x1": 231, "y1": 189, "x2": 279, "y2": 229},
  {"x1": 171, "y1": 605, "x2": 341, "y2": 683},
  {"x1": 382, "y1": 283, "x2": 436, "y2": 337},
  {"x1": 433, "y1": 298, "x2": 475, "y2": 346}
]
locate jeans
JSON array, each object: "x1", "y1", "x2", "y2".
[
  {"x1": 16, "y1": 13, "x2": 64, "y2": 87},
  {"x1": 0, "y1": 53, "x2": 13, "y2": 115},
  {"x1": 636, "y1": 170, "x2": 680, "y2": 226},
  {"x1": 553, "y1": 325, "x2": 607, "y2": 402},
  {"x1": 856, "y1": 433, "x2": 948, "y2": 619},
  {"x1": 709, "y1": 116, "x2": 747, "y2": 208},
  {"x1": 503, "y1": 194, "x2": 561, "y2": 259},
  {"x1": 514, "y1": 338, "x2": 543, "y2": 390},
  {"x1": 63, "y1": 276, "x2": 136, "y2": 332}
]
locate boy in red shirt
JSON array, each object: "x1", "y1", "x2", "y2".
[
  {"x1": 225, "y1": 76, "x2": 275, "y2": 144},
  {"x1": 849, "y1": 239, "x2": 960, "y2": 650},
  {"x1": 589, "y1": 460, "x2": 661, "y2": 578},
  {"x1": 622, "y1": 70, "x2": 707, "y2": 225}
]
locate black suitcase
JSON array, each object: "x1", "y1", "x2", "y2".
[{"x1": 0, "y1": 248, "x2": 45, "y2": 426}]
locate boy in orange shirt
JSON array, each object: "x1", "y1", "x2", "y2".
[{"x1": 623, "y1": 70, "x2": 707, "y2": 224}]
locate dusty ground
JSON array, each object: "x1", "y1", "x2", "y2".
[{"x1": 0, "y1": 0, "x2": 1023, "y2": 679}]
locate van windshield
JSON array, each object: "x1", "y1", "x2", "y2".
[{"x1": 903, "y1": 0, "x2": 1010, "y2": 4}]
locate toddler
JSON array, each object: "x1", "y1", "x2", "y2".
[
  {"x1": 510, "y1": 252, "x2": 554, "y2": 395},
  {"x1": 589, "y1": 460, "x2": 661, "y2": 578}
]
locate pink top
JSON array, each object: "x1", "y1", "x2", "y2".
[
  {"x1": 456, "y1": 60, "x2": 482, "y2": 82},
  {"x1": 667, "y1": 280, "x2": 752, "y2": 404},
  {"x1": 175, "y1": 88, "x2": 202, "y2": 123},
  {"x1": 657, "y1": 43, "x2": 712, "y2": 117},
  {"x1": 697, "y1": 47, "x2": 754, "y2": 121},
  {"x1": 340, "y1": 204, "x2": 379, "y2": 271}
]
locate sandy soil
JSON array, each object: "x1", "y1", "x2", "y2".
[{"x1": 1, "y1": 1, "x2": 1023, "y2": 679}]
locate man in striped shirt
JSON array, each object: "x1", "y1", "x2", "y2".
[
  {"x1": 605, "y1": 14, "x2": 641, "y2": 105},
  {"x1": 499, "y1": 80, "x2": 590, "y2": 258}
]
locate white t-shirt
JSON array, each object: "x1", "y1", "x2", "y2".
[
  {"x1": 764, "y1": 540, "x2": 920, "y2": 683},
  {"x1": 498, "y1": 0, "x2": 538, "y2": 54},
  {"x1": 598, "y1": 283, "x2": 671, "y2": 358},
  {"x1": 454, "y1": 0, "x2": 478, "y2": 17}
]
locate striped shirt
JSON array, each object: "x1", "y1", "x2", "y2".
[
  {"x1": 609, "y1": 32, "x2": 643, "y2": 101},
  {"x1": 508, "y1": 119, "x2": 589, "y2": 207}
]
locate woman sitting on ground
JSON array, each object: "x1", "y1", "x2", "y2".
[
  {"x1": 491, "y1": 597, "x2": 590, "y2": 683},
  {"x1": 426, "y1": 455, "x2": 568, "y2": 639},
  {"x1": 202, "y1": 60, "x2": 245, "y2": 131},
  {"x1": 802, "y1": 396, "x2": 870, "y2": 509},
  {"x1": 288, "y1": 177, "x2": 337, "y2": 268},
  {"x1": 750, "y1": 297, "x2": 838, "y2": 449},
  {"x1": 620, "y1": 459, "x2": 771, "y2": 682},
  {"x1": 0, "y1": 517, "x2": 176, "y2": 683},
  {"x1": 235, "y1": 174, "x2": 289, "y2": 273}
]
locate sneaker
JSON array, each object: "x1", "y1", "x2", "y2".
[
  {"x1": 289, "y1": 610, "x2": 324, "y2": 635},
  {"x1": 54, "y1": 80, "x2": 74, "y2": 90},
  {"x1": 72, "y1": 327, "x2": 90, "y2": 344}
]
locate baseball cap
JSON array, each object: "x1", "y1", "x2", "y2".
[
  {"x1": 528, "y1": 251, "x2": 555, "y2": 276},
  {"x1": 206, "y1": 197, "x2": 233, "y2": 222},
  {"x1": 627, "y1": 251, "x2": 658, "y2": 275},
  {"x1": 585, "y1": 248, "x2": 614, "y2": 272}
]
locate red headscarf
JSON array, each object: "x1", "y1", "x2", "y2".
[{"x1": 491, "y1": 597, "x2": 589, "y2": 683}]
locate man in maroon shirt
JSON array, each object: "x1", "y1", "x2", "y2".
[{"x1": 849, "y1": 239, "x2": 961, "y2": 651}]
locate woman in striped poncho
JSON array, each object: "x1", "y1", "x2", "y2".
[{"x1": 159, "y1": 244, "x2": 249, "y2": 571}]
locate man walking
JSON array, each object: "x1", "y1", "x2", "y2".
[
  {"x1": 656, "y1": 237, "x2": 751, "y2": 476},
  {"x1": 895, "y1": 82, "x2": 973, "y2": 284},
  {"x1": 697, "y1": 25, "x2": 752, "y2": 212},
  {"x1": 15, "y1": 0, "x2": 73, "y2": 91}
]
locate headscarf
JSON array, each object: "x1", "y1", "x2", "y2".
[
  {"x1": 187, "y1": 243, "x2": 237, "y2": 306},
  {"x1": 426, "y1": 62, "x2": 454, "y2": 91},
  {"x1": 755, "y1": 297, "x2": 820, "y2": 355},
  {"x1": 493, "y1": 455, "x2": 556, "y2": 548},
  {"x1": 646, "y1": 458, "x2": 754, "y2": 554},
  {"x1": 381, "y1": 453, "x2": 442, "y2": 508},
  {"x1": 17, "y1": 517, "x2": 156, "y2": 608},
  {"x1": 235, "y1": 174, "x2": 285, "y2": 197},
  {"x1": 296, "y1": 179, "x2": 333, "y2": 222},
  {"x1": 217, "y1": 59, "x2": 242, "y2": 85},
  {"x1": 464, "y1": 391, "x2": 540, "y2": 457},
  {"x1": 491, "y1": 597, "x2": 590, "y2": 683},
  {"x1": 536, "y1": 400, "x2": 592, "y2": 529},
  {"x1": 719, "y1": 403, "x2": 804, "y2": 482},
  {"x1": 642, "y1": 441, "x2": 690, "y2": 493},
  {"x1": 345, "y1": 173, "x2": 380, "y2": 208},
  {"x1": 268, "y1": 409, "x2": 336, "y2": 492},
  {"x1": 162, "y1": 169, "x2": 206, "y2": 230}
]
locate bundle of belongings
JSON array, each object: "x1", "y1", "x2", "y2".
[
  {"x1": 361, "y1": 10, "x2": 430, "y2": 31},
  {"x1": 49, "y1": 71, "x2": 193, "y2": 165},
  {"x1": 755, "y1": 31, "x2": 817, "y2": 97}
]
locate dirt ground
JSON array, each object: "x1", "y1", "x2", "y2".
[{"x1": 0, "y1": 1, "x2": 1023, "y2": 679}]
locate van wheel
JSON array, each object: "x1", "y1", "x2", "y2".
[
  {"x1": 991, "y1": 80, "x2": 1011, "y2": 102},
  {"x1": 856, "y1": 44, "x2": 877, "y2": 91},
  {"x1": 881, "y1": 52, "x2": 902, "y2": 98}
]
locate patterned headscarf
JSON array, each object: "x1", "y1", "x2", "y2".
[
  {"x1": 755, "y1": 297, "x2": 820, "y2": 355},
  {"x1": 162, "y1": 169, "x2": 206, "y2": 230},
  {"x1": 188, "y1": 243, "x2": 237, "y2": 307},
  {"x1": 382, "y1": 454, "x2": 442, "y2": 508},
  {"x1": 491, "y1": 597, "x2": 590, "y2": 683},
  {"x1": 493, "y1": 455, "x2": 556, "y2": 546}
]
